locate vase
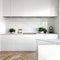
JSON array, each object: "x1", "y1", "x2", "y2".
[
  {"x1": 10, "y1": 32, "x2": 15, "y2": 34},
  {"x1": 40, "y1": 31, "x2": 44, "y2": 34}
]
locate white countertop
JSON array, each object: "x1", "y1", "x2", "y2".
[
  {"x1": 37, "y1": 39, "x2": 60, "y2": 45},
  {"x1": 0, "y1": 33, "x2": 58, "y2": 35}
]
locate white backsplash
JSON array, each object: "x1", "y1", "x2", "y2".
[{"x1": 5, "y1": 17, "x2": 56, "y2": 33}]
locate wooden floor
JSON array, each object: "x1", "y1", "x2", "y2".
[{"x1": 0, "y1": 51, "x2": 36, "y2": 60}]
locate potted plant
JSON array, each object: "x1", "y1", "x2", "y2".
[
  {"x1": 9, "y1": 28, "x2": 15, "y2": 34},
  {"x1": 38, "y1": 27, "x2": 47, "y2": 33}
]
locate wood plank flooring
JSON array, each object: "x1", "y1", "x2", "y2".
[{"x1": 0, "y1": 51, "x2": 36, "y2": 60}]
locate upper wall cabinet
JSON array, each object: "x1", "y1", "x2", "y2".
[
  {"x1": 3, "y1": 0, "x2": 11, "y2": 16},
  {"x1": 3, "y1": 0, "x2": 58, "y2": 17}
]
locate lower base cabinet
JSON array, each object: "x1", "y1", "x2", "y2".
[
  {"x1": 1, "y1": 35, "x2": 36, "y2": 51},
  {"x1": 1, "y1": 34, "x2": 58, "y2": 51}
]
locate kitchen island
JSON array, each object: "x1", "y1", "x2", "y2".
[{"x1": 37, "y1": 39, "x2": 60, "y2": 60}]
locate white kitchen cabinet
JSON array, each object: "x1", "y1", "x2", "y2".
[
  {"x1": 1, "y1": 34, "x2": 58, "y2": 51},
  {"x1": 3, "y1": 0, "x2": 58, "y2": 17},
  {"x1": 15, "y1": 35, "x2": 36, "y2": 51},
  {"x1": 1, "y1": 35, "x2": 15, "y2": 51},
  {"x1": 3, "y1": 0, "x2": 11, "y2": 16},
  {"x1": 1, "y1": 35, "x2": 37, "y2": 51},
  {"x1": 11, "y1": 0, "x2": 57, "y2": 16}
]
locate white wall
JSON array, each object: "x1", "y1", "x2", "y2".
[
  {"x1": 0, "y1": 0, "x2": 6, "y2": 34},
  {"x1": 0, "y1": 0, "x2": 7, "y2": 51},
  {"x1": 4, "y1": 17, "x2": 57, "y2": 34},
  {"x1": 0, "y1": 0, "x2": 2, "y2": 51},
  {"x1": 59, "y1": 0, "x2": 60, "y2": 38}
]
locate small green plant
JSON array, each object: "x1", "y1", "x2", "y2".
[
  {"x1": 9, "y1": 28, "x2": 15, "y2": 33},
  {"x1": 38, "y1": 27, "x2": 47, "y2": 33}
]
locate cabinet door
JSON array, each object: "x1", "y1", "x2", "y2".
[
  {"x1": 3, "y1": 0, "x2": 57, "y2": 16},
  {"x1": 11, "y1": 0, "x2": 57, "y2": 16},
  {"x1": 3, "y1": 0, "x2": 11, "y2": 16},
  {"x1": 15, "y1": 35, "x2": 36, "y2": 51},
  {"x1": 1, "y1": 35, "x2": 36, "y2": 51},
  {"x1": 50, "y1": 0, "x2": 58, "y2": 16},
  {"x1": 1, "y1": 35, "x2": 15, "y2": 51}
]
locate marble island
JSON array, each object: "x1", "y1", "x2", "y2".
[
  {"x1": 37, "y1": 39, "x2": 60, "y2": 60},
  {"x1": 37, "y1": 39, "x2": 60, "y2": 45}
]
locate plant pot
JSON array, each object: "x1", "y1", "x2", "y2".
[
  {"x1": 40, "y1": 31, "x2": 44, "y2": 34},
  {"x1": 10, "y1": 32, "x2": 15, "y2": 34}
]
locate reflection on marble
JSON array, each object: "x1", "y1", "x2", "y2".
[{"x1": 0, "y1": 51, "x2": 36, "y2": 60}]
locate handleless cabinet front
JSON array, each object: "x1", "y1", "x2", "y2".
[
  {"x1": 1, "y1": 35, "x2": 36, "y2": 51},
  {"x1": 3, "y1": 0, "x2": 58, "y2": 17},
  {"x1": 3, "y1": 0, "x2": 11, "y2": 16}
]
